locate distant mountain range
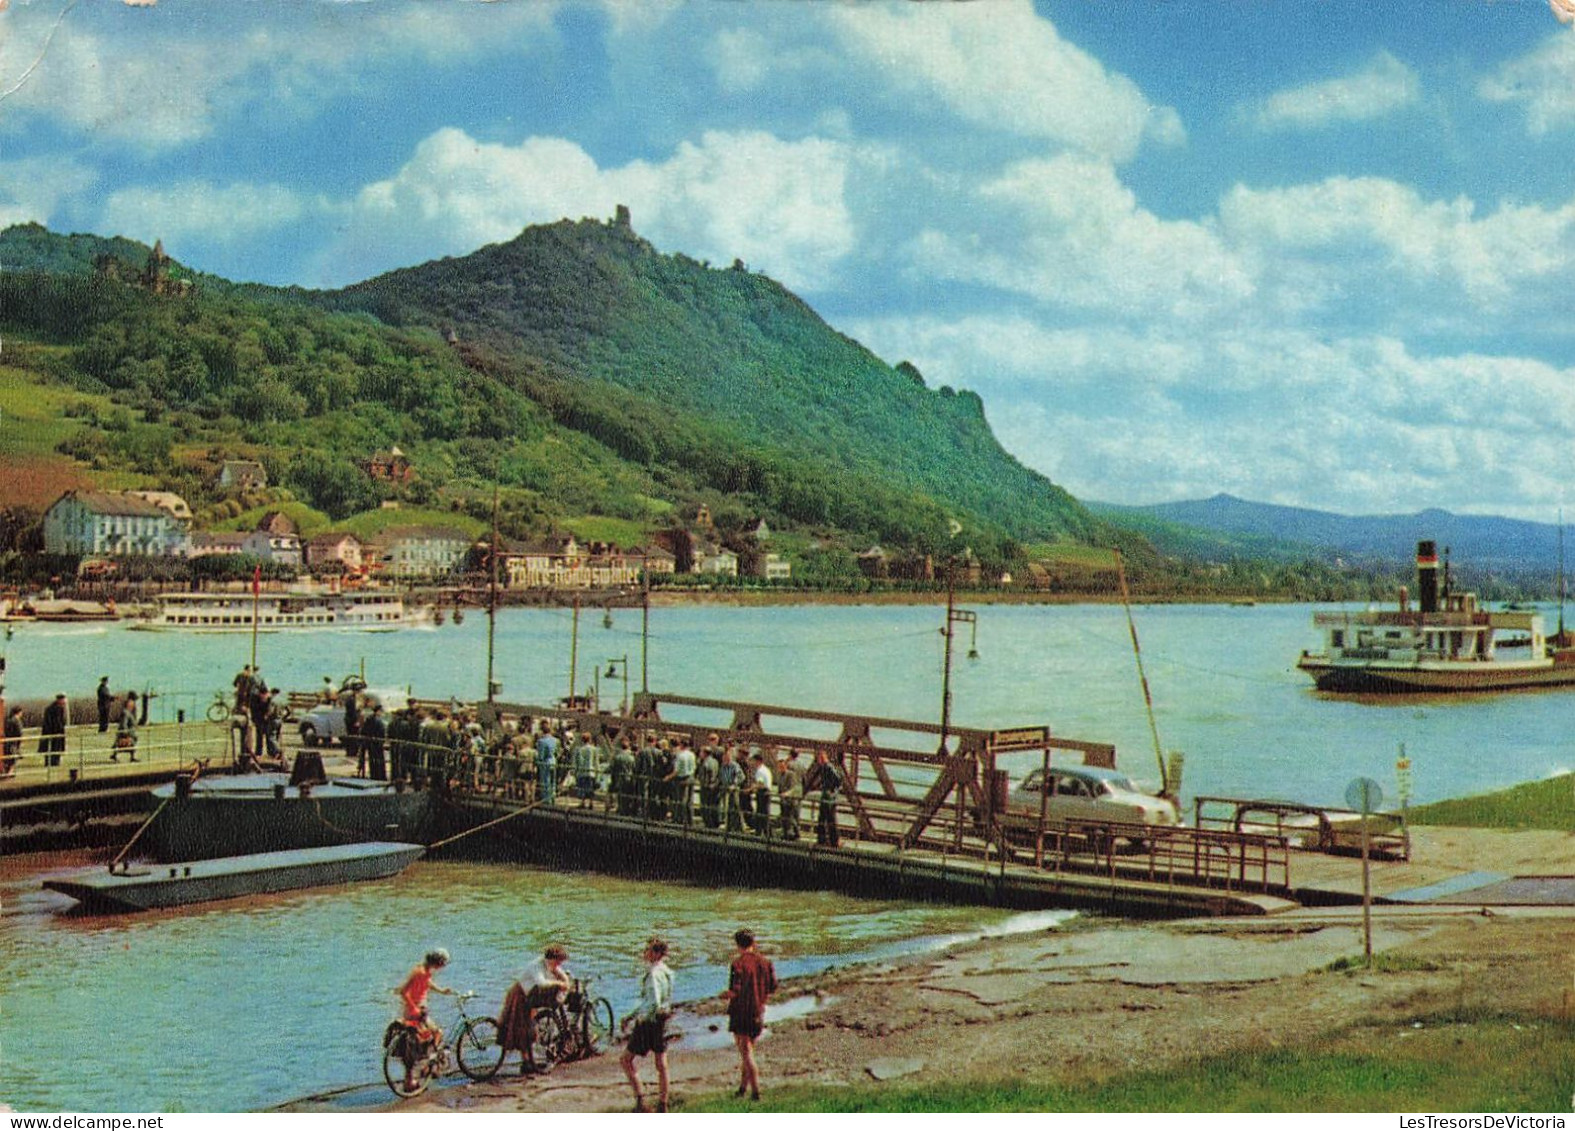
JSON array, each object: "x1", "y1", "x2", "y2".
[{"x1": 1090, "y1": 494, "x2": 1567, "y2": 580}]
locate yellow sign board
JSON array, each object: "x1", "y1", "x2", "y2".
[{"x1": 989, "y1": 726, "x2": 1050, "y2": 751}]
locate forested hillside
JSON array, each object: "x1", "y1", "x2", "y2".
[
  {"x1": 0, "y1": 221, "x2": 1113, "y2": 575},
  {"x1": 327, "y1": 214, "x2": 1099, "y2": 550}
]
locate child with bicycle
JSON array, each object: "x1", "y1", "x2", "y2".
[{"x1": 397, "y1": 948, "x2": 453, "y2": 1091}]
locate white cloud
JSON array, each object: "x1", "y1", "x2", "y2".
[
  {"x1": 1218, "y1": 176, "x2": 1575, "y2": 310},
  {"x1": 324, "y1": 127, "x2": 874, "y2": 291},
  {"x1": 1478, "y1": 32, "x2": 1575, "y2": 134},
  {"x1": 911, "y1": 154, "x2": 1252, "y2": 320},
  {"x1": 844, "y1": 316, "x2": 1575, "y2": 519},
  {"x1": 0, "y1": 156, "x2": 95, "y2": 229},
  {"x1": 824, "y1": 0, "x2": 1183, "y2": 162},
  {"x1": 1251, "y1": 51, "x2": 1421, "y2": 132},
  {"x1": 98, "y1": 181, "x2": 309, "y2": 248},
  {"x1": 710, "y1": 27, "x2": 773, "y2": 94},
  {"x1": 0, "y1": 3, "x2": 559, "y2": 149}
]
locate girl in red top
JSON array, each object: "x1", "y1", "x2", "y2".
[
  {"x1": 398, "y1": 949, "x2": 451, "y2": 1090},
  {"x1": 722, "y1": 929, "x2": 776, "y2": 1101}
]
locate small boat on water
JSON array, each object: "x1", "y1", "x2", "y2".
[
  {"x1": 1296, "y1": 540, "x2": 1575, "y2": 693},
  {"x1": 129, "y1": 589, "x2": 432, "y2": 633},
  {"x1": 43, "y1": 841, "x2": 425, "y2": 913},
  {"x1": 0, "y1": 596, "x2": 119, "y2": 623}
]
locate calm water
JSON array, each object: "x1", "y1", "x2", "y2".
[
  {"x1": 3, "y1": 602, "x2": 1572, "y2": 1111},
  {"x1": 7, "y1": 602, "x2": 1571, "y2": 805}
]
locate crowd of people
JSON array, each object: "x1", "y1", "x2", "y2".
[
  {"x1": 374, "y1": 713, "x2": 846, "y2": 847},
  {"x1": 397, "y1": 929, "x2": 778, "y2": 1112}
]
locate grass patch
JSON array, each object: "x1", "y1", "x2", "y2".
[
  {"x1": 560, "y1": 515, "x2": 651, "y2": 548},
  {"x1": 1323, "y1": 952, "x2": 1442, "y2": 974},
  {"x1": 681, "y1": 1017, "x2": 1573, "y2": 1112},
  {"x1": 211, "y1": 502, "x2": 333, "y2": 538},
  {"x1": 334, "y1": 507, "x2": 487, "y2": 541},
  {"x1": 0, "y1": 366, "x2": 99, "y2": 457},
  {"x1": 1408, "y1": 772, "x2": 1574, "y2": 831},
  {"x1": 1020, "y1": 541, "x2": 1118, "y2": 569}
]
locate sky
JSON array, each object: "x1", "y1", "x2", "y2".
[{"x1": 3, "y1": 0, "x2": 1575, "y2": 521}]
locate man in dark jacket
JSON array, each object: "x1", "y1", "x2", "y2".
[
  {"x1": 40, "y1": 694, "x2": 68, "y2": 767},
  {"x1": 361, "y1": 703, "x2": 388, "y2": 781},
  {"x1": 96, "y1": 677, "x2": 113, "y2": 733}
]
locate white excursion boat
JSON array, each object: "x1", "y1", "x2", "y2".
[
  {"x1": 129, "y1": 589, "x2": 433, "y2": 633},
  {"x1": 1296, "y1": 540, "x2": 1575, "y2": 694}
]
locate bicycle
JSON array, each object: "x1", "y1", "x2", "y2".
[
  {"x1": 381, "y1": 991, "x2": 503, "y2": 1098},
  {"x1": 532, "y1": 978, "x2": 616, "y2": 1066},
  {"x1": 206, "y1": 691, "x2": 295, "y2": 727}
]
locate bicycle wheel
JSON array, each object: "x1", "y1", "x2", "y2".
[
  {"x1": 206, "y1": 700, "x2": 230, "y2": 724},
  {"x1": 532, "y1": 1011, "x2": 578, "y2": 1066},
  {"x1": 455, "y1": 1016, "x2": 504, "y2": 1081},
  {"x1": 585, "y1": 999, "x2": 616, "y2": 1056},
  {"x1": 383, "y1": 1030, "x2": 432, "y2": 1098}
]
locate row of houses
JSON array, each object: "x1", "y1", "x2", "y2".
[{"x1": 38, "y1": 490, "x2": 788, "y2": 585}]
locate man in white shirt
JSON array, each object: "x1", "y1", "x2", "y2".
[
  {"x1": 749, "y1": 752, "x2": 774, "y2": 835},
  {"x1": 621, "y1": 938, "x2": 675, "y2": 1112},
  {"x1": 667, "y1": 739, "x2": 697, "y2": 826}
]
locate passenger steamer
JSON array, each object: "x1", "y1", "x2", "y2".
[
  {"x1": 1296, "y1": 540, "x2": 1575, "y2": 693},
  {"x1": 130, "y1": 589, "x2": 432, "y2": 633}
]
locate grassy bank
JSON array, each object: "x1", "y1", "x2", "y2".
[
  {"x1": 1408, "y1": 772, "x2": 1574, "y2": 831},
  {"x1": 685, "y1": 1014, "x2": 1574, "y2": 1112}
]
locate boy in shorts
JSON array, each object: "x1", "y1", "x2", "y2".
[{"x1": 620, "y1": 938, "x2": 674, "y2": 1112}]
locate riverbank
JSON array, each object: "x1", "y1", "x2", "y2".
[
  {"x1": 291, "y1": 826, "x2": 1574, "y2": 1116},
  {"x1": 358, "y1": 903, "x2": 1570, "y2": 1114}
]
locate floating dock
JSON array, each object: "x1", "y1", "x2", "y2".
[
  {"x1": 43, "y1": 841, "x2": 425, "y2": 913},
  {"x1": 429, "y1": 693, "x2": 1302, "y2": 919}
]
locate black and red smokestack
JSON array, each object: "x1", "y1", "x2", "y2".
[{"x1": 1416, "y1": 540, "x2": 1439, "y2": 614}]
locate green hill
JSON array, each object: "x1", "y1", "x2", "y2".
[
  {"x1": 325, "y1": 214, "x2": 1101, "y2": 552},
  {"x1": 0, "y1": 218, "x2": 1112, "y2": 576}
]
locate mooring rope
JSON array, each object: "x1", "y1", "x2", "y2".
[
  {"x1": 108, "y1": 759, "x2": 208, "y2": 871},
  {"x1": 424, "y1": 800, "x2": 543, "y2": 853}
]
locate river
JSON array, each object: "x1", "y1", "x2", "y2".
[{"x1": 2, "y1": 601, "x2": 1571, "y2": 1111}]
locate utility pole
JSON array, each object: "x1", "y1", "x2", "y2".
[{"x1": 486, "y1": 485, "x2": 499, "y2": 707}]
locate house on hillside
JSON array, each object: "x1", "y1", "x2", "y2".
[
  {"x1": 635, "y1": 545, "x2": 676, "y2": 577},
  {"x1": 43, "y1": 490, "x2": 191, "y2": 557},
  {"x1": 126, "y1": 490, "x2": 193, "y2": 523},
  {"x1": 742, "y1": 551, "x2": 791, "y2": 581},
  {"x1": 217, "y1": 461, "x2": 267, "y2": 492},
  {"x1": 257, "y1": 511, "x2": 297, "y2": 536},
  {"x1": 694, "y1": 542, "x2": 738, "y2": 577},
  {"x1": 362, "y1": 447, "x2": 414, "y2": 484},
  {"x1": 306, "y1": 532, "x2": 364, "y2": 573},
  {"x1": 188, "y1": 532, "x2": 249, "y2": 558},
  {"x1": 243, "y1": 528, "x2": 303, "y2": 567},
  {"x1": 380, "y1": 526, "x2": 471, "y2": 579}
]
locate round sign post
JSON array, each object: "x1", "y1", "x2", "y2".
[{"x1": 1346, "y1": 776, "x2": 1384, "y2": 965}]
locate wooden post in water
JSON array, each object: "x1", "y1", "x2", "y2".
[{"x1": 568, "y1": 594, "x2": 581, "y2": 705}]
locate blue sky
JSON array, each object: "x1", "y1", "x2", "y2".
[{"x1": 4, "y1": 0, "x2": 1575, "y2": 521}]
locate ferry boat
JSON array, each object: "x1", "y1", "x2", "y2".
[
  {"x1": 1296, "y1": 540, "x2": 1575, "y2": 693},
  {"x1": 129, "y1": 589, "x2": 432, "y2": 633}
]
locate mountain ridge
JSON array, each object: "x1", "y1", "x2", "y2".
[{"x1": 1090, "y1": 493, "x2": 1566, "y2": 577}]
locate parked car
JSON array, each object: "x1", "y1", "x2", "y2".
[
  {"x1": 296, "y1": 687, "x2": 408, "y2": 748},
  {"x1": 998, "y1": 764, "x2": 1179, "y2": 847}
]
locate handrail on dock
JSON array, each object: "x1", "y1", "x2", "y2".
[{"x1": 378, "y1": 690, "x2": 1295, "y2": 898}]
